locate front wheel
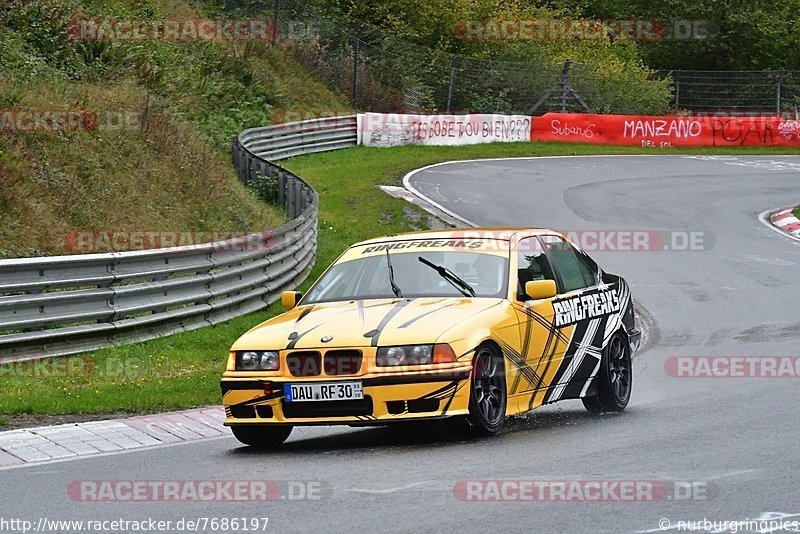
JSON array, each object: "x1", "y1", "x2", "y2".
[
  {"x1": 583, "y1": 332, "x2": 632, "y2": 413},
  {"x1": 461, "y1": 343, "x2": 507, "y2": 436},
  {"x1": 231, "y1": 425, "x2": 293, "y2": 449}
]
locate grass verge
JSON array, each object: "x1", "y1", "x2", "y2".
[
  {"x1": 0, "y1": 0, "x2": 350, "y2": 258},
  {"x1": 2, "y1": 142, "x2": 800, "y2": 421}
]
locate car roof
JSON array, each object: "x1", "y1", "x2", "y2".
[{"x1": 353, "y1": 227, "x2": 561, "y2": 247}]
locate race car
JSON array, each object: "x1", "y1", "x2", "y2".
[{"x1": 220, "y1": 228, "x2": 641, "y2": 447}]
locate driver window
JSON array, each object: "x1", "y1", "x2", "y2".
[
  {"x1": 541, "y1": 235, "x2": 597, "y2": 293},
  {"x1": 516, "y1": 237, "x2": 555, "y2": 300}
]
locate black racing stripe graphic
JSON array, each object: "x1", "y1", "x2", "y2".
[
  {"x1": 547, "y1": 319, "x2": 590, "y2": 390},
  {"x1": 397, "y1": 301, "x2": 461, "y2": 328},
  {"x1": 497, "y1": 339, "x2": 541, "y2": 395},
  {"x1": 440, "y1": 381, "x2": 467, "y2": 414},
  {"x1": 529, "y1": 321, "x2": 579, "y2": 409},
  {"x1": 229, "y1": 391, "x2": 283, "y2": 409},
  {"x1": 559, "y1": 354, "x2": 603, "y2": 400},
  {"x1": 286, "y1": 323, "x2": 323, "y2": 349},
  {"x1": 289, "y1": 301, "x2": 392, "y2": 349},
  {"x1": 518, "y1": 308, "x2": 534, "y2": 390},
  {"x1": 528, "y1": 315, "x2": 570, "y2": 396},
  {"x1": 543, "y1": 314, "x2": 607, "y2": 404},
  {"x1": 457, "y1": 347, "x2": 477, "y2": 362},
  {"x1": 603, "y1": 282, "x2": 629, "y2": 346},
  {"x1": 528, "y1": 335, "x2": 565, "y2": 410},
  {"x1": 363, "y1": 371, "x2": 469, "y2": 387},
  {"x1": 220, "y1": 380, "x2": 263, "y2": 393},
  {"x1": 517, "y1": 306, "x2": 570, "y2": 344},
  {"x1": 514, "y1": 304, "x2": 573, "y2": 403},
  {"x1": 369, "y1": 299, "x2": 412, "y2": 346},
  {"x1": 416, "y1": 380, "x2": 460, "y2": 401},
  {"x1": 294, "y1": 304, "x2": 315, "y2": 324}
]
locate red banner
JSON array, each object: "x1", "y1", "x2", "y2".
[{"x1": 532, "y1": 113, "x2": 800, "y2": 147}]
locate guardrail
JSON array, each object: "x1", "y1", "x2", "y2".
[{"x1": 0, "y1": 116, "x2": 358, "y2": 361}]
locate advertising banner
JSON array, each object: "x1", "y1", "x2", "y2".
[
  {"x1": 358, "y1": 113, "x2": 532, "y2": 147},
  {"x1": 532, "y1": 113, "x2": 800, "y2": 147}
]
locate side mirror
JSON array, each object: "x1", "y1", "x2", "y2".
[
  {"x1": 281, "y1": 290, "x2": 302, "y2": 309},
  {"x1": 525, "y1": 280, "x2": 557, "y2": 300}
]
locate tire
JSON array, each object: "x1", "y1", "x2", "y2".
[
  {"x1": 231, "y1": 425, "x2": 293, "y2": 448},
  {"x1": 460, "y1": 343, "x2": 507, "y2": 436},
  {"x1": 582, "y1": 332, "x2": 632, "y2": 414}
]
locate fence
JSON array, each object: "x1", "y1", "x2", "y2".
[
  {"x1": 0, "y1": 117, "x2": 356, "y2": 362},
  {"x1": 662, "y1": 70, "x2": 800, "y2": 116},
  {"x1": 208, "y1": 0, "x2": 800, "y2": 117}
]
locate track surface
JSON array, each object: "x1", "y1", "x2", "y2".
[{"x1": 3, "y1": 155, "x2": 800, "y2": 533}]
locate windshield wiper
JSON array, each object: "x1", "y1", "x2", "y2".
[
  {"x1": 386, "y1": 248, "x2": 403, "y2": 298},
  {"x1": 418, "y1": 256, "x2": 476, "y2": 298}
]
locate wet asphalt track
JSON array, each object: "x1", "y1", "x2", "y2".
[{"x1": 2, "y1": 155, "x2": 800, "y2": 534}]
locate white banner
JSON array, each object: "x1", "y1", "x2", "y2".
[{"x1": 358, "y1": 113, "x2": 532, "y2": 147}]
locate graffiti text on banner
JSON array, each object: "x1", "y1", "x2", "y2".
[
  {"x1": 532, "y1": 113, "x2": 800, "y2": 147},
  {"x1": 358, "y1": 113, "x2": 531, "y2": 147}
]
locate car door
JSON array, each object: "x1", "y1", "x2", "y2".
[
  {"x1": 509, "y1": 235, "x2": 573, "y2": 408},
  {"x1": 538, "y1": 235, "x2": 607, "y2": 403}
]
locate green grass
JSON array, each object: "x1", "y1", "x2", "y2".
[
  {"x1": 3, "y1": 141, "x2": 800, "y2": 417},
  {"x1": 0, "y1": 0, "x2": 350, "y2": 258},
  {"x1": 794, "y1": 206, "x2": 800, "y2": 219}
]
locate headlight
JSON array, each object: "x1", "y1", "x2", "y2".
[
  {"x1": 376, "y1": 344, "x2": 456, "y2": 367},
  {"x1": 236, "y1": 351, "x2": 280, "y2": 371}
]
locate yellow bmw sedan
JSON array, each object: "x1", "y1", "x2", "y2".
[{"x1": 221, "y1": 228, "x2": 641, "y2": 447}]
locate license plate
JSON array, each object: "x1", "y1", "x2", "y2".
[{"x1": 284, "y1": 382, "x2": 363, "y2": 402}]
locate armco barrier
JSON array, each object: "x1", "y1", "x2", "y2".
[{"x1": 0, "y1": 116, "x2": 357, "y2": 361}]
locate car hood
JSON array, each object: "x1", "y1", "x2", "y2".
[{"x1": 232, "y1": 297, "x2": 504, "y2": 350}]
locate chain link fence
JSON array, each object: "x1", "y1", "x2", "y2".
[
  {"x1": 659, "y1": 70, "x2": 800, "y2": 117},
  {"x1": 202, "y1": 0, "x2": 800, "y2": 117}
]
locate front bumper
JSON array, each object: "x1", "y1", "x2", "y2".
[{"x1": 221, "y1": 368, "x2": 471, "y2": 426}]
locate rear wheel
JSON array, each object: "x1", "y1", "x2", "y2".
[
  {"x1": 231, "y1": 425, "x2": 293, "y2": 448},
  {"x1": 583, "y1": 333, "x2": 632, "y2": 413},
  {"x1": 461, "y1": 343, "x2": 507, "y2": 436}
]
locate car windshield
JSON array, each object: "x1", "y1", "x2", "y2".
[{"x1": 303, "y1": 249, "x2": 509, "y2": 303}]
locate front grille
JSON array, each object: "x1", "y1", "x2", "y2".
[
  {"x1": 287, "y1": 351, "x2": 322, "y2": 377},
  {"x1": 324, "y1": 350, "x2": 363, "y2": 375},
  {"x1": 281, "y1": 396, "x2": 374, "y2": 418}
]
